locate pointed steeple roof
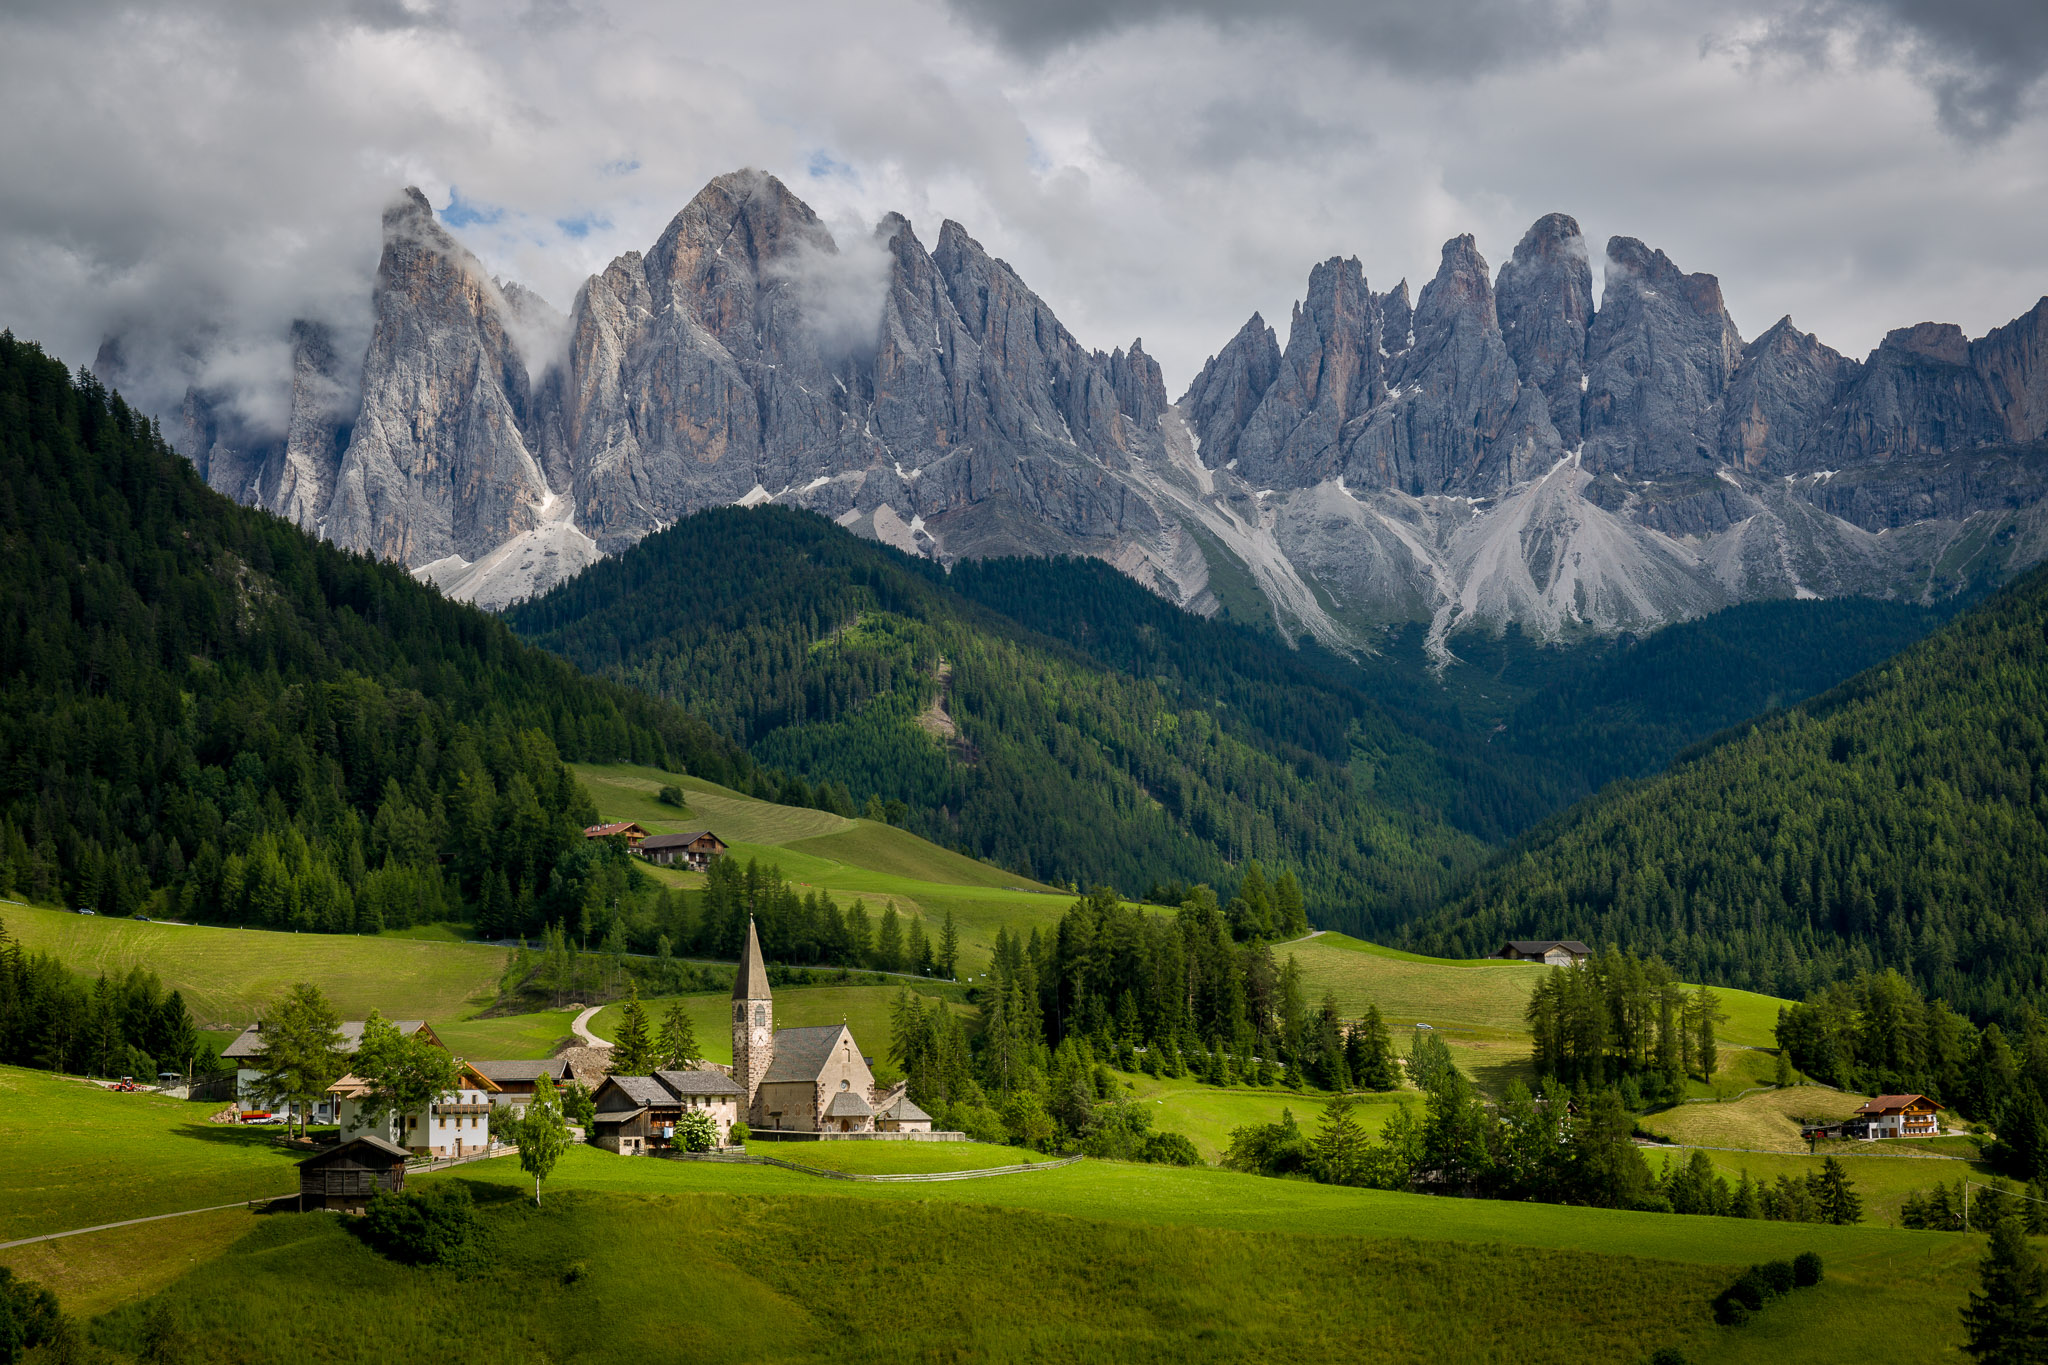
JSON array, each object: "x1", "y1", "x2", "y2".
[{"x1": 733, "y1": 917, "x2": 770, "y2": 1001}]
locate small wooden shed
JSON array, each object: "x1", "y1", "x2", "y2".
[{"x1": 297, "y1": 1134, "x2": 410, "y2": 1213}]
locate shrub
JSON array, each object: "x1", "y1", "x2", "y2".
[
  {"x1": 675, "y1": 1110, "x2": 718, "y2": 1153},
  {"x1": 1648, "y1": 1350, "x2": 1689, "y2": 1365},
  {"x1": 656, "y1": 786, "x2": 685, "y2": 807},
  {"x1": 1711, "y1": 1291, "x2": 1750, "y2": 1326},
  {"x1": 1142, "y1": 1131, "x2": 1202, "y2": 1167},
  {"x1": 727, "y1": 1119, "x2": 749, "y2": 1144},
  {"x1": 0, "y1": 1267, "x2": 60, "y2": 1364},
  {"x1": 358, "y1": 1183, "x2": 485, "y2": 1268},
  {"x1": 1793, "y1": 1251, "x2": 1824, "y2": 1287},
  {"x1": 1756, "y1": 1260, "x2": 1796, "y2": 1296}
]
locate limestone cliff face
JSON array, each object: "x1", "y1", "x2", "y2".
[
  {"x1": 159, "y1": 172, "x2": 2048, "y2": 645},
  {"x1": 326, "y1": 187, "x2": 553, "y2": 567}
]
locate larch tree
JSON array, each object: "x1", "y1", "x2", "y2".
[{"x1": 251, "y1": 983, "x2": 347, "y2": 1140}]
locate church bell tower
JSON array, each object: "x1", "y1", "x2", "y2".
[{"x1": 732, "y1": 917, "x2": 773, "y2": 1115}]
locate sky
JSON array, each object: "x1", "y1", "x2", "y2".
[{"x1": 2, "y1": 0, "x2": 2045, "y2": 434}]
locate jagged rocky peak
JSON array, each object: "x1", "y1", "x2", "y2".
[
  {"x1": 1110, "y1": 339, "x2": 1168, "y2": 429},
  {"x1": 1581, "y1": 236, "x2": 1745, "y2": 479},
  {"x1": 1974, "y1": 297, "x2": 2048, "y2": 444},
  {"x1": 1345, "y1": 232, "x2": 1559, "y2": 497},
  {"x1": 1179, "y1": 312, "x2": 1283, "y2": 467},
  {"x1": 1719, "y1": 316, "x2": 1855, "y2": 473},
  {"x1": 325, "y1": 183, "x2": 553, "y2": 568},
  {"x1": 1225, "y1": 255, "x2": 1392, "y2": 488},
  {"x1": 1494, "y1": 212, "x2": 1593, "y2": 447}
]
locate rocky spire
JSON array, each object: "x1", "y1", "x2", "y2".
[
  {"x1": 1581, "y1": 236, "x2": 1745, "y2": 479},
  {"x1": 1495, "y1": 213, "x2": 1593, "y2": 447},
  {"x1": 326, "y1": 186, "x2": 552, "y2": 566},
  {"x1": 1345, "y1": 234, "x2": 1558, "y2": 497}
]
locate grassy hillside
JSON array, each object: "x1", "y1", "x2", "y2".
[
  {"x1": 1406, "y1": 563, "x2": 2048, "y2": 1018},
  {"x1": 88, "y1": 1187, "x2": 1735, "y2": 1365},
  {"x1": 0, "y1": 1066, "x2": 299, "y2": 1241},
  {"x1": 2, "y1": 903, "x2": 507, "y2": 1028},
  {"x1": 0, "y1": 1063, "x2": 1996, "y2": 1364},
  {"x1": 572, "y1": 761, "x2": 1079, "y2": 973}
]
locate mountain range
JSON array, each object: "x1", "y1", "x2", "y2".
[{"x1": 120, "y1": 169, "x2": 2048, "y2": 647}]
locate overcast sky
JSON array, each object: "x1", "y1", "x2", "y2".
[{"x1": 3, "y1": 0, "x2": 2044, "y2": 431}]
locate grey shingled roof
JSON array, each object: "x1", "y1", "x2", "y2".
[
  {"x1": 640, "y1": 831, "x2": 718, "y2": 850},
  {"x1": 472, "y1": 1059, "x2": 571, "y2": 1084},
  {"x1": 600, "y1": 1075, "x2": 675, "y2": 1109},
  {"x1": 733, "y1": 917, "x2": 770, "y2": 1001},
  {"x1": 1503, "y1": 941, "x2": 1591, "y2": 956},
  {"x1": 653, "y1": 1068, "x2": 743, "y2": 1097},
  {"x1": 761, "y1": 1025, "x2": 851, "y2": 1084},
  {"x1": 297, "y1": 1133, "x2": 411, "y2": 1167},
  {"x1": 824, "y1": 1090, "x2": 873, "y2": 1118},
  {"x1": 880, "y1": 1095, "x2": 932, "y2": 1122},
  {"x1": 223, "y1": 1019, "x2": 426, "y2": 1059}
]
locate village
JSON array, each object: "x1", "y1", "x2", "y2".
[{"x1": 251, "y1": 912, "x2": 951, "y2": 1212}]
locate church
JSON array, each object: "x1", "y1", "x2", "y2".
[{"x1": 732, "y1": 918, "x2": 932, "y2": 1134}]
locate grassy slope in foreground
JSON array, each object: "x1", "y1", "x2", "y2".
[
  {"x1": 431, "y1": 1146, "x2": 1978, "y2": 1363},
  {"x1": 94, "y1": 1188, "x2": 1728, "y2": 1365},
  {"x1": 0, "y1": 1066, "x2": 300, "y2": 1241}
]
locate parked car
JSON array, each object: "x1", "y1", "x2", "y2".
[
  {"x1": 134, "y1": 915, "x2": 151, "y2": 922},
  {"x1": 74, "y1": 907, "x2": 95, "y2": 915}
]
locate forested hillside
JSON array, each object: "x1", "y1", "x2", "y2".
[
  {"x1": 507, "y1": 507, "x2": 1489, "y2": 927},
  {"x1": 1408, "y1": 564, "x2": 2048, "y2": 1021},
  {"x1": 0, "y1": 334, "x2": 743, "y2": 933}
]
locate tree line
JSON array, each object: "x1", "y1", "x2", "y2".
[{"x1": 0, "y1": 915, "x2": 204, "y2": 1081}]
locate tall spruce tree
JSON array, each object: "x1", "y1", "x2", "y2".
[
  {"x1": 609, "y1": 984, "x2": 656, "y2": 1075},
  {"x1": 657, "y1": 1000, "x2": 700, "y2": 1070},
  {"x1": 1963, "y1": 1217, "x2": 2048, "y2": 1364},
  {"x1": 251, "y1": 983, "x2": 346, "y2": 1139}
]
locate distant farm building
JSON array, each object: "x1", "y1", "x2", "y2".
[
  {"x1": 584, "y1": 821, "x2": 649, "y2": 848},
  {"x1": 296, "y1": 1134, "x2": 409, "y2": 1213},
  {"x1": 637, "y1": 831, "x2": 728, "y2": 871},
  {"x1": 1495, "y1": 940, "x2": 1592, "y2": 965},
  {"x1": 1855, "y1": 1094, "x2": 1944, "y2": 1138}
]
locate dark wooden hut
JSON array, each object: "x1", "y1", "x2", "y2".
[{"x1": 297, "y1": 1134, "x2": 410, "y2": 1213}]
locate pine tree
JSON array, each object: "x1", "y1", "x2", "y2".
[
  {"x1": 657, "y1": 1000, "x2": 700, "y2": 1070},
  {"x1": 1812, "y1": 1155, "x2": 1864, "y2": 1225},
  {"x1": 1308, "y1": 1095, "x2": 1370, "y2": 1186},
  {"x1": 1963, "y1": 1217, "x2": 2048, "y2": 1364},
  {"x1": 610, "y1": 984, "x2": 656, "y2": 1075},
  {"x1": 938, "y1": 910, "x2": 959, "y2": 981},
  {"x1": 875, "y1": 907, "x2": 903, "y2": 973},
  {"x1": 251, "y1": 982, "x2": 346, "y2": 1139},
  {"x1": 1350, "y1": 1004, "x2": 1398, "y2": 1090}
]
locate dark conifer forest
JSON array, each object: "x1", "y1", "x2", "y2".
[
  {"x1": 1409, "y1": 563, "x2": 2048, "y2": 1021},
  {"x1": 0, "y1": 334, "x2": 743, "y2": 932}
]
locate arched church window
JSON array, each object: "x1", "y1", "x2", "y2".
[
  {"x1": 753, "y1": 1004, "x2": 766, "y2": 1026},
  {"x1": 732, "y1": 1003, "x2": 743, "y2": 1023}
]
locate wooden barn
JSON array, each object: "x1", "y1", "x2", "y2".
[{"x1": 297, "y1": 1134, "x2": 410, "y2": 1213}]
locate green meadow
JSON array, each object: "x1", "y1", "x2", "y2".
[
  {"x1": 0, "y1": 1066, "x2": 300, "y2": 1242},
  {"x1": 89, "y1": 1189, "x2": 1734, "y2": 1365}
]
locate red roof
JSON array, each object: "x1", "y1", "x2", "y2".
[{"x1": 1854, "y1": 1094, "x2": 1943, "y2": 1116}]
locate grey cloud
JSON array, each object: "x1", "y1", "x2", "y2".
[
  {"x1": 1730, "y1": 0, "x2": 2048, "y2": 140},
  {"x1": 942, "y1": 0, "x2": 1609, "y2": 76}
]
